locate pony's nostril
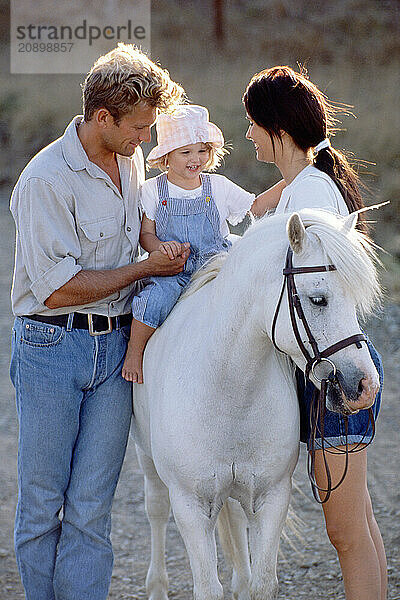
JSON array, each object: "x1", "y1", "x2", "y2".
[{"x1": 357, "y1": 379, "x2": 364, "y2": 397}]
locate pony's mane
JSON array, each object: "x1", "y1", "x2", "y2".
[
  {"x1": 182, "y1": 252, "x2": 228, "y2": 298},
  {"x1": 297, "y1": 208, "x2": 381, "y2": 316},
  {"x1": 183, "y1": 208, "x2": 381, "y2": 315}
]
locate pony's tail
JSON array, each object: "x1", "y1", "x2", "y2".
[
  {"x1": 217, "y1": 497, "x2": 304, "y2": 573},
  {"x1": 217, "y1": 499, "x2": 251, "y2": 597},
  {"x1": 217, "y1": 499, "x2": 248, "y2": 570}
]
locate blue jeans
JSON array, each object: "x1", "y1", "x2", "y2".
[
  {"x1": 297, "y1": 339, "x2": 383, "y2": 449},
  {"x1": 10, "y1": 316, "x2": 133, "y2": 600}
]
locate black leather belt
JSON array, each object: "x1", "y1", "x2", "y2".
[{"x1": 24, "y1": 313, "x2": 132, "y2": 335}]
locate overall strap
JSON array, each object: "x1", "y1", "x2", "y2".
[
  {"x1": 200, "y1": 173, "x2": 229, "y2": 253},
  {"x1": 156, "y1": 173, "x2": 170, "y2": 201},
  {"x1": 201, "y1": 173, "x2": 212, "y2": 198},
  {"x1": 154, "y1": 173, "x2": 170, "y2": 239}
]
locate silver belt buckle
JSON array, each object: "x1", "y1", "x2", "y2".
[{"x1": 88, "y1": 314, "x2": 113, "y2": 336}]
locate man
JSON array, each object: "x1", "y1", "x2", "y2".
[{"x1": 10, "y1": 43, "x2": 189, "y2": 600}]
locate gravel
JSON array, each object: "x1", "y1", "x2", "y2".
[{"x1": 0, "y1": 198, "x2": 398, "y2": 599}]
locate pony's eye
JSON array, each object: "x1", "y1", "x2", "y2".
[{"x1": 310, "y1": 296, "x2": 328, "y2": 307}]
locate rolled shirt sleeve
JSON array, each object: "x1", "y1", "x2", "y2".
[{"x1": 13, "y1": 177, "x2": 82, "y2": 304}]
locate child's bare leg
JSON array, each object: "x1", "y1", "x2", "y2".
[{"x1": 122, "y1": 318, "x2": 156, "y2": 383}]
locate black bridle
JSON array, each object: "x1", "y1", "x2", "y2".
[{"x1": 271, "y1": 246, "x2": 375, "y2": 503}]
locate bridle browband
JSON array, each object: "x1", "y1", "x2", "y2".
[
  {"x1": 272, "y1": 247, "x2": 366, "y2": 378},
  {"x1": 271, "y1": 246, "x2": 375, "y2": 503}
]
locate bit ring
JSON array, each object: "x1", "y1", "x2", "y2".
[{"x1": 311, "y1": 357, "x2": 337, "y2": 382}]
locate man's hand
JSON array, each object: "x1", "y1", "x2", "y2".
[
  {"x1": 44, "y1": 242, "x2": 190, "y2": 309},
  {"x1": 145, "y1": 243, "x2": 190, "y2": 276},
  {"x1": 159, "y1": 240, "x2": 187, "y2": 260}
]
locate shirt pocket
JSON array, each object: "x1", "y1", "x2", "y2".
[{"x1": 79, "y1": 216, "x2": 119, "y2": 269}]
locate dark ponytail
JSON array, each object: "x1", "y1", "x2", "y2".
[
  {"x1": 243, "y1": 66, "x2": 368, "y2": 233},
  {"x1": 314, "y1": 145, "x2": 366, "y2": 228}
]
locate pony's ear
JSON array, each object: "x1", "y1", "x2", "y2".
[
  {"x1": 342, "y1": 212, "x2": 358, "y2": 234},
  {"x1": 287, "y1": 213, "x2": 307, "y2": 254}
]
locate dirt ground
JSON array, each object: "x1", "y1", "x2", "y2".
[{"x1": 0, "y1": 197, "x2": 399, "y2": 600}]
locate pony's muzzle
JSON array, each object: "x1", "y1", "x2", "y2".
[
  {"x1": 336, "y1": 369, "x2": 379, "y2": 414},
  {"x1": 325, "y1": 367, "x2": 379, "y2": 415},
  {"x1": 350, "y1": 375, "x2": 379, "y2": 411}
]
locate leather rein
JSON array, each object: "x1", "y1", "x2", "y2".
[{"x1": 271, "y1": 246, "x2": 375, "y2": 503}]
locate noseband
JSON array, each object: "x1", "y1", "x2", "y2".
[{"x1": 271, "y1": 247, "x2": 375, "y2": 503}]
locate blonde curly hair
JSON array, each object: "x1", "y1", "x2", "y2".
[{"x1": 82, "y1": 43, "x2": 185, "y2": 123}]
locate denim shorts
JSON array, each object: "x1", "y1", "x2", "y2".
[{"x1": 296, "y1": 339, "x2": 383, "y2": 450}]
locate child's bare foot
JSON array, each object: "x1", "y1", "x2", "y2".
[
  {"x1": 122, "y1": 346, "x2": 144, "y2": 383},
  {"x1": 121, "y1": 318, "x2": 156, "y2": 384}
]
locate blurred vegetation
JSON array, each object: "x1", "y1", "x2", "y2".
[{"x1": 0, "y1": 0, "x2": 399, "y2": 294}]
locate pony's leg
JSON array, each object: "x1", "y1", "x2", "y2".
[
  {"x1": 217, "y1": 499, "x2": 251, "y2": 600},
  {"x1": 169, "y1": 490, "x2": 223, "y2": 600},
  {"x1": 245, "y1": 480, "x2": 291, "y2": 600},
  {"x1": 136, "y1": 447, "x2": 170, "y2": 600}
]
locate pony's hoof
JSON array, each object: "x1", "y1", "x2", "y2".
[
  {"x1": 148, "y1": 589, "x2": 168, "y2": 600},
  {"x1": 147, "y1": 580, "x2": 169, "y2": 600}
]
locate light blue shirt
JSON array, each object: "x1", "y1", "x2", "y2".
[{"x1": 10, "y1": 116, "x2": 144, "y2": 316}]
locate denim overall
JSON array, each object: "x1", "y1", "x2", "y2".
[{"x1": 132, "y1": 173, "x2": 231, "y2": 328}]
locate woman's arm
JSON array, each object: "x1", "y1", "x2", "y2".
[{"x1": 250, "y1": 179, "x2": 286, "y2": 217}]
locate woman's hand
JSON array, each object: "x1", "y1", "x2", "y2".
[
  {"x1": 159, "y1": 240, "x2": 187, "y2": 260},
  {"x1": 251, "y1": 179, "x2": 286, "y2": 217}
]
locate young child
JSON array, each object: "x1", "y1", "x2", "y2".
[{"x1": 122, "y1": 105, "x2": 276, "y2": 383}]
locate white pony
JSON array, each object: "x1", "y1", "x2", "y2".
[{"x1": 132, "y1": 209, "x2": 380, "y2": 600}]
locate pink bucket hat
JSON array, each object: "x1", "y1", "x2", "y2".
[{"x1": 147, "y1": 105, "x2": 224, "y2": 161}]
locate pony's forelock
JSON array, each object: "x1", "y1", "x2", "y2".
[{"x1": 296, "y1": 209, "x2": 382, "y2": 316}]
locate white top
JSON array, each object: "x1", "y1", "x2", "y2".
[
  {"x1": 140, "y1": 173, "x2": 255, "y2": 238},
  {"x1": 10, "y1": 116, "x2": 144, "y2": 316},
  {"x1": 275, "y1": 165, "x2": 349, "y2": 216}
]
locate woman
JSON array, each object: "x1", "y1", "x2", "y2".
[{"x1": 243, "y1": 66, "x2": 386, "y2": 600}]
